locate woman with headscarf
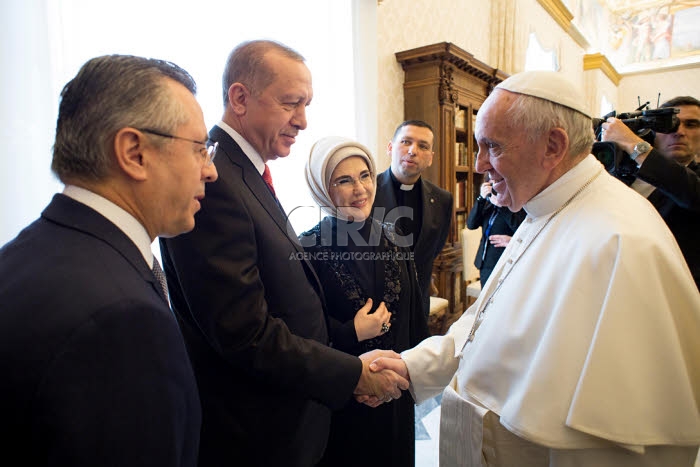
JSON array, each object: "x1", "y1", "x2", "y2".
[{"x1": 301, "y1": 135, "x2": 429, "y2": 467}]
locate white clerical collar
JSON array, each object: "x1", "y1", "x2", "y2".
[
  {"x1": 524, "y1": 155, "x2": 602, "y2": 218},
  {"x1": 63, "y1": 185, "x2": 154, "y2": 267},
  {"x1": 393, "y1": 173, "x2": 418, "y2": 191},
  {"x1": 217, "y1": 120, "x2": 266, "y2": 175}
]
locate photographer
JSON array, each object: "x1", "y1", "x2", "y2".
[{"x1": 601, "y1": 96, "x2": 700, "y2": 290}]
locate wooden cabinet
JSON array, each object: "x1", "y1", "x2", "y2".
[{"x1": 395, "y1": 42, "x2": 507, "y2": 332}]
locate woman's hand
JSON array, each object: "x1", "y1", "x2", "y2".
[{"x1": 354, "y1": 299, "x2": 392, "y2": 341}]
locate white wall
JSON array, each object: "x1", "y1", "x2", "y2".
[
  {"x1": 0, "y1": 0, "x2": 63, "y2": 245},
  {"x1": 376, "y1": 0, "x2": 489, "y2": 171},
  {"x1": 584, "y1": 70, "x2": 619, "y2": 118},
  {"x1": 618, "y1": 66, "x2": 700, "y2": 110},
  {"x1": 0, "y1": 0, "x2": 361, "y2": 243},
  {"x1": 518, "y1": 0, "x2": 585, "y2": 86}
]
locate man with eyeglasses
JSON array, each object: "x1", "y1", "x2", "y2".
[
  {"x1": 373, "y1": 120, "x2": 454, "y2": 318},
  {"x1": 159, "y1": 40, "x2": 409, "y2": 467},
  {"x1": 0, "y1": 55, "x2": 218, "y2": 466}
]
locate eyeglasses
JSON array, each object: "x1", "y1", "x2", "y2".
[
  {"x1": 138, "y1": 128, "x2": 218, "y2": 166},
  {"x1": 331, "y1": 171, "x2": 374, "y2": 189}
]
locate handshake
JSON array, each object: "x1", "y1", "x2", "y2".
[{"x1": 353, "y1": 349, "x2": 410, "y2": 408}]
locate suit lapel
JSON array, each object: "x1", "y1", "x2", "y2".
[
  {"x1": 643, "y1": 161, "x2": 699, "y2": 218},
  {"x1": 416, "y1": 179, "x2": 429, "y2": 251},
  {"x1": 210, "y1": 126, "x2": 296, "y2": 244},
  {"x1": 209, "y1": 126, "x2": 325, "y2": 302},
  {"x1": 415, "y1": 178, "x2": 441, "y2": 258},
  {"x1": 41, "y1": 194, "x2": 162, "y2": 301},
  {"x1": 373, "y1": 169, "x2": 399, "y2": 224}
]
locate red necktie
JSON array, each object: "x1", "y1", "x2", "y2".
[{"x1": 262, "y1": 164, "x2": 276, "y2": 197}]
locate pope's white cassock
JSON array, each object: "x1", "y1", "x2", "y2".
[{"x1": 403, "y1": 155, "x2": 700, "y2": 466}]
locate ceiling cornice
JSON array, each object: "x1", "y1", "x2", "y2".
[
  {"x1": 537, "y1": 0, "x2": 573, "y2": 30},
  {"x1": 583, "y1": 53, "x2": 622, "y2": 85},
  {"x1": 537, "y1": 0, "x2": 589, "y2": 49}
]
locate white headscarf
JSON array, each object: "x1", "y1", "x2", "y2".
[{"x1": 305, "y1": 136, "x2": 376, "y2": 220}]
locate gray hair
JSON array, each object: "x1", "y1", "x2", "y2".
[
  {"x1": 222, "y1": 40, "x2": 305, "y2": 105},
  {"x1": 51, "y1": 54, "x2": 197, "y2": 184},
  {"x1": 502, "y1": 92, "x2": 595, "y2": 158}
]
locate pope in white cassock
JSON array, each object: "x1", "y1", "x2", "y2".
[{"x1": 368, "y1": 71, "x2": 700, "y2": 466}]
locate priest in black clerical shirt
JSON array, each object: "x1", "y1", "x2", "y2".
[{"x1": 373, "y1": 120, "x2": 453, "y2": 317}]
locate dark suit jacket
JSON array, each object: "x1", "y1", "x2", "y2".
[
  {"x1": 466, "y1": 197, "x2": 526, "y2": 287},
  {"x1": 160, "y1": 125, "x2": 362, "y2": 467},
  {"x1": 635, "y1": 149, "x2": 700, "y2": 289},
  {"x1": 0, "y1": 194, "x2": 200, "y2": 467},
  {"x1": 373, "y1": 168, "x2": 453, "y2": 316}
]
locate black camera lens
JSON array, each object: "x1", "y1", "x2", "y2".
[{"x1": 592, "y1": 142, "x2": 616, "y2": 172}]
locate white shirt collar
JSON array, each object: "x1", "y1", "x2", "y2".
[
  {"x1": 217, "y1": 120, "x2": 266, "y2": 175},
  {"x1": 63, "y1": 185, "x2": 154, "y2": 267}
]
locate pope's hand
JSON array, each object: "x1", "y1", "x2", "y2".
[{"x1": 354, "y1": 349, "x2": 408, "y2": 404}]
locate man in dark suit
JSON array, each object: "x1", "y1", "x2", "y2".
[
  {"x1": 467, "y1": 180, "x2": 526, "y2": 287},
  {"x1": 602, "y1": 95, "x2": 700, "y2": 289},
  {"x1": 373, "y1": 120, "x2": 453, "y2": 317},
  {"x1": 0, "y1": 55, "x2": 218, "y2": 466},
  {"x1": 160, "y1": 40, "x2": 408, "y2": 467}
]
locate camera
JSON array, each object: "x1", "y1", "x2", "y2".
[{"x1": 591, "y1": 105, "x2": 680, "y2": 181}]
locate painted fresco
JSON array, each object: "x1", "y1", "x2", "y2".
[{"x1": 569, "y1": 0, "x2": 700, "y2": 72}]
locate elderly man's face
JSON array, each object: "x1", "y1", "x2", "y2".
[
  {"x1": 242, "y1": 51, "x2": 313, "y2": 162},
  {"x1": 474, "y1": 89, "x2": 550, "y2": 212}
]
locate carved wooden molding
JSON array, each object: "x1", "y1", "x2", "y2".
[
  {"x1": 583, "y1": 53, "x2": 621, "y2": 85},
  {"x1": 438, "y1": 64, "x2": 458, "y2": 105},
  {"x1": 396, "y1": 42, "x2": 507, "y2": 88}
]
